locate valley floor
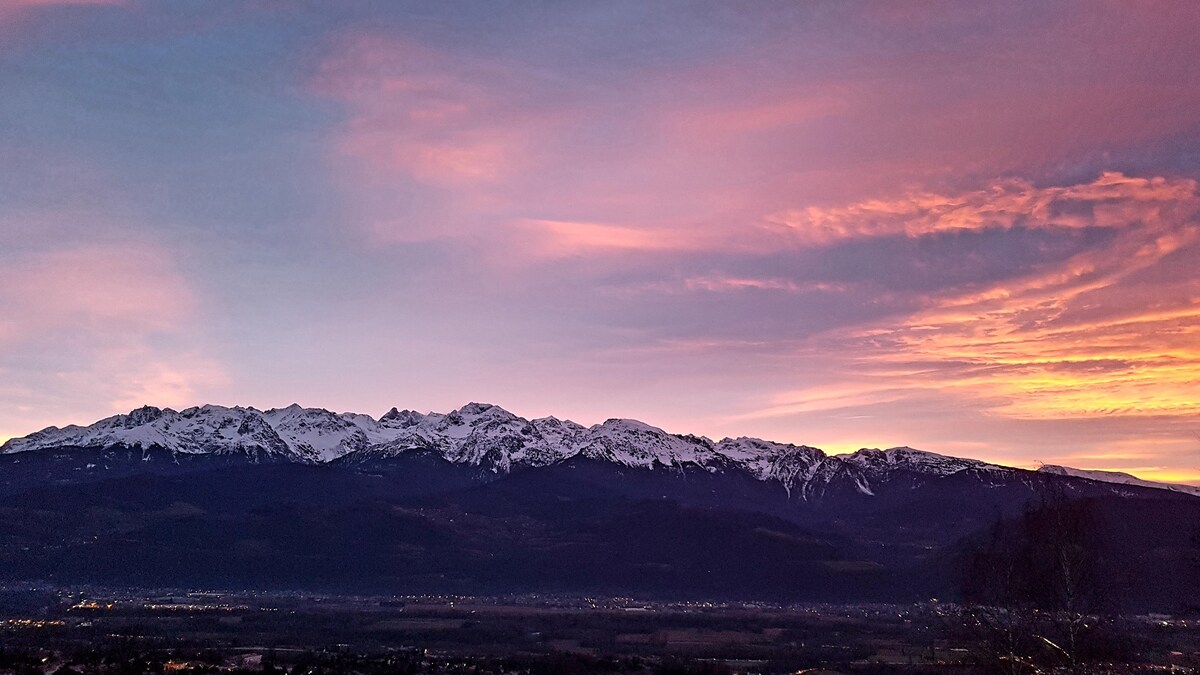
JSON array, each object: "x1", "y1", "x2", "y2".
[{"x1": 0, "y1": 586, "x2": 1197, "y2": 674}]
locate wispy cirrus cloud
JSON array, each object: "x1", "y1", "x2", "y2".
[
  {"x1": 310, "y1": 33, "x2": 570, "y2": 245},
  {"x1": 784, "y1": 173, "x2": 1200, "y2": 423},
  {"x1": 516, "y1": 219, "x2": 689, "y2": 256},
  {"x1": 768, "y1": 172, "x2": 1199, "y2": 245},
  {"x1": 308, "y1": 28, "x2": 852, "y2": 253}
]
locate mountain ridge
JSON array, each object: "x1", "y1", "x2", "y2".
[
  {"x1": 1037, "y1": 463, "x2": 1200, "y2": 497},
  {"x1": 4, "y1": 402, "x2": 1195, "y2": 499}
]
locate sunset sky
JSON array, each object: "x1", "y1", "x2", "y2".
[{"x1": 2, "y1": 1, "x2": 1199, "y2": 482}]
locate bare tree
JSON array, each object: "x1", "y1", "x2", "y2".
[
  {"x1": 958, "y1": 478, "x2": 1108, "y2": 674},
  {"x1": 960, "y1": 518, "x2": 1040, "y2": 674}
]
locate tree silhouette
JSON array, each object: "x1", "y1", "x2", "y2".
[{"x1": 959, "y1": 480, "x2": 1109, "y2": 673}]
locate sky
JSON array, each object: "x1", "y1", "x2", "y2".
[{"x1": 2, "y1": 1, "x2": 1199, "y2": 483}]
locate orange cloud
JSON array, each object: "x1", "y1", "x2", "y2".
[
  {"x1": 801, "y1": 173, "x2": 1200, "y2": 421},
  {"x1": 768, "y1": 172, "x2": 1199, "y2": 245},
  {"x1": 1038, "y1": 445, "x2": 1200, "y2": 485}
]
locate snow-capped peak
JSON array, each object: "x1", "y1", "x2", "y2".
[
  {"x1": 260, "y1": 404, "x2": 371, "y2": 463},
  {"x1": 1038, "y1": 465, "x2": 1200, "y2": 498},
  {"x1": 842, "y1": 446, "x2": 992, "y2": 476},
  {"x1": 573, "y1": 418, "x2": 721, "y2": 469},
  {"x1": 1, "y1": 405, "x2": 297, "y2": 461},
  {"x1": 712, "y1": 437, "x2": 827, "y2": 492}
]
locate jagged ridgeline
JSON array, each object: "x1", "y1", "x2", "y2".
[
  {"x1": 0, "y1": 402, "x2": 1122, "y2": 497},
  {"x1": 2, "y1": 403, "x2": 1198, "y2": 609}
]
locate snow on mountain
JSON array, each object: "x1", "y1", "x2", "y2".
[
  {"x1": 829, "y1": 446, "x2": 1003, "y2": 498},
  {"x1": 712, "y1": 437, "x2": 827, "y2": 495},
  {"x1": 261, "y1": 404, "x2": 371, "y2": 463},
  {"x1": 342, "y1": 403, "x2": 588, "y2": 472},
  {"x1": 0, "y1": 405, "x2": 297, "y2": 461},
  {"x1": 4, "y1": 402, "x2": 1193, "y2": 500},
  {"x1": 574, "y1": 419, "x2": 723, "y2": 469},
  {"x1": 1038, "y1": 465, "x2": 1200, "y2": 498},
  {"x1": 843, "y1": 446, "x2": 992, "y2": 477},
  {"x1": 349, "y1": 408, "x2": 725, "y2": 472}
]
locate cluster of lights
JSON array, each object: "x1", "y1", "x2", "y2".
[
  {"x1": 70, "y1": 600, "x2": 115, "y2": 610},
  {"x1": 3, "y1": 619, "x2": 66, "y2": 628},
  {"x1": 142, "y1": 603, "x2": 249, "y2": 612}
]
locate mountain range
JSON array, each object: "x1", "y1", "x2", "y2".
[
  {"x1": 6, "y1": 401, "x2": 1194, "y2": 498},
  {"x1": 1, "y1": 403, "x2": 1198, "y2": 611}
]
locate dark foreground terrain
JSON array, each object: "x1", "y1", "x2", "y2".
[
  {"x1": 1, "y1": 449, "x2": 1198, "y2": 613},
  {"x1": 0, "y1": 586, "x2": 1198, "y2": 674},
  {"x1": 2, "y1": 434, "x2": 1199, "y2": 673}
]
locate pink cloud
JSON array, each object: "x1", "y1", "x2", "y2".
[
  {"x1": 313, "y1": 10, "x2": 1200, "y2": 266},
  {"x1": 79, "y1": 346, "x2": 231, "y2": 413},
  {"x1": 313, "y1": 34, "x2": 554, "y2": 190},
  {"x1": 640, "y1": 4, "x2": 1200, "y2": 208},
  {"x1": 310, "y1": 31, "x2": 852, "y2": 253},
  {"x1": 308, "y1": 26, "x2": 1020, "y2": 258},
  {"x1": 0, "y1": 344, "x2": 231, "y2": 443},
  {"x1": 514, "y1": 219, "x2": 714, "y2": 257},
  {"x1": 0, "y1": 237, "x2": 230, "y2": 442},
  {"x1": 0, "y1": 244, "x2": 196, "y2": 341},
  {"x1": 676, "y1": 90, "x2": 851, "y2": 138}
]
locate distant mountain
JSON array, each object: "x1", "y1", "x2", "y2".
[
  {"x1": 9, "y1": 402, "x2": 1193, "y2": 499},
  {"x1": 1038, "y1": 464, "x2": 1200, "y2": 497}
]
